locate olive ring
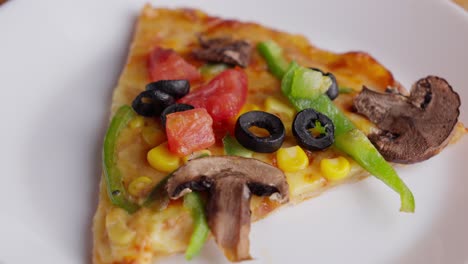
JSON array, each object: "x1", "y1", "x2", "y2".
[
  {"x1": 146, "y1": 80, "x2": 190, "y2": 100},
  {"x1": 293, "y1": 108, "x2": 335, "y2": 151},
  {"x1": 131, "y1": 89, "x2": 175, "y2": 117},
  {"x1": 235, "y1": 111, "x2": 285, "y2": 153}
]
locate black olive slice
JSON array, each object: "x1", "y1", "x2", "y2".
[
  {"x1": 235, "y1": 111, "x2": 285, "y2": 153},
  {"x1": 145, "y1": 80, "x2": 190, "y2": 99},
  {"x1": 309, "y1": 68, "x2": 339, "y2": 100},
  {"x1": 292, "y1": 108, "x2": 335, "y2": 151},
  {"x1": 160, "y1": 103, "x2": 195, "y2": 128},
  {"x1": 131, "y1": 89, "x2": 175, "y2": 117}
]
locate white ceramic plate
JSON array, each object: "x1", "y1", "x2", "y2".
[{"x1": 1, "y1": 0, "x2": 467, "y2": 263}]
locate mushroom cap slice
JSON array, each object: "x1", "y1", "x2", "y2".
[
  {"x1": 354, "y1": 76, "x2": 461, "y2": 163},
  {"x1": 167, "y1": 156, "x2": 289, "y2": 201},
  {"x1": 193, "y1": 36, "x2": 252, "y2": 67},
  {"x1": 166, "y1": 156, "x2": 289, "y2": 262}
]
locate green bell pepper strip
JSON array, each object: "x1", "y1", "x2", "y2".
[
  {"x1": 257, "y1": 41, "x2": 289, "y2": 79},
  {"x1": 143, "y1": 174, "x2": 171, "y2": 211},
  {"x1": 184, "y1": 192, "x2": 210, "y2": 260},
  {"x1": 222, "y1": 133, "x2": 253, "y2": 158},
  {"x1": 259, "y1": 43, "x2": 415, "y2": 212},
  {"x1": 103, "y1": 105, "x2": 140, "y2": 214},
  {"x1": 200, "y1": 63, "x2": 230, "y2": 77}
]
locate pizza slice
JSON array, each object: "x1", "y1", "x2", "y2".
[{"x1": 92, "y1": 5, "x2": 466, "y2": 264}]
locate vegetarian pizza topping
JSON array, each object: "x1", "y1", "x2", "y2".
[
  {"x1": 183, "y1": 192, "x2": 210, "y2": 260},
  {"x1": 165, "y1": 108, "x2": 216, "y2": 156},
  {"x1": 235, "y1": 110, "x2": 286, "y2": 153},
  {"x1": 131, "y1": 89, "x2": 175, "y2": 117},
  {"x1": 146, "y1": 79, "x2": 190, "y2": 99},
  {"x1": 222, "y1": 133, "x2": 253, "y2": 158},
  {"x1": 260, "y1": 41, "x2": 415, "y2": 212},
  {"x1": 132, "y1": 80, "x2": 191, "y2": 117},
  {"x1": 102, "y1": 105, "x2": 140, "y2": 213},
  {"x1": 309, "y1": 67, "x2": 339, "y2": 100},
  {"x1": 292, "y1": 108, "x2": 335, "y2": 151},
  {"x1": 276, "y1": 146, "x2": 310, "y2": 172},
  {"x1": 200, "y1": 63, "x2": 230, "y2": 78},
  {"x1": 147, "y1": 142, "x2": 182, "y2": 173},
  {"x1": 193, "y1": 36, "x2": 252, "y2": 67},
  {"x1": 257, "y1": 41, "x2": 289, "y2": 78},
  {"x1": 160, "y1": 103, "x2": 194, "y2": 128},
  {"x1": 148, "y1": 47, "x2": 201, "y2": 82},
  {"x1": 178, "y1": 68, "x2": 248, "y2": 124},
  {"x1": 166, "y1": 156, "x2": 289, "y2": 262},
  {"x1": 354, "y1": 76, "x2": 461, "y2": 163}
]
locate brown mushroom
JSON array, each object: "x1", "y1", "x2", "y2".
[
  {"x1": 354, "y1": 76, "x2": 461, "y2": 163},
  {"x1": 166, "y1": 156, "x2": 289, "y2": 262},
  {"x1": 193, "y1": 36, "x2": 252, "y2": 67}
]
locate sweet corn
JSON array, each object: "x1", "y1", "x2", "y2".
[
  {"x1": 183, "y1": 149, "x2": 212, "y2": 163},
  {"x1": 147, "y1": 142, "x2": 181, "y2": 172},
  {"x1": 142, "y1": 126, "x2": 166, "y2": 147},
  {"x1": 128, "y1": 176, "x2": 153, "y2": 197},
  {"x1": 264, "y1": 96, "x2": 295, "y2": 120},
  {"x1": 129, "y1": 116, "x2": 145, "y2": 129},
  {"x1": 320, "y1": 156, "x2": 351, "y2": 181},
  {"x1": 105, "y1": 208, "x2": 136, "y2": 246},
  {"x1": 276, "y1": 146, "x2": 309, "y2": 172}
]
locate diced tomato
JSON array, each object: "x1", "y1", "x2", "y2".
[
  {"x1": 178, "y1": 68, "x2": 248, "y2": 123},
  {"x1": 148, "y1": 47, "x2": 201, "y2": 82},
  {"x1": 166, "y1": 108, "x2": 215, "y2": 156}
]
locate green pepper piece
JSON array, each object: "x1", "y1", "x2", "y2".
[
  {"x1": 184, "y1": 192, "x2": 210, "y2": 260},
  {"x1": 222, "y1": 133, "x2": 253, "y2": 158},
  {"x1": 143, "y1": 174, "x2": 171, "y2": 211},
  {"x1": 258, "y1": 41, "x2": 415, "y2": 212},
  {"x1": 103, "y1": 105, "x2": 140, "y2": 214},
  {"x1": 257, "y1": 41, "x2": 289, "y2": 79},
  {"x1": 200, "y1": 63, "x2": 230, "y2": 77}
]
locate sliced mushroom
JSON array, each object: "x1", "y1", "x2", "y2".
[
  {"x1": 193, "y1": 36, "x2": 252, "y2": 67},
  {"x1": 354, "y1": 76, "x2": 461, "y2": 163},
  {"x1": 166, "y1": 156, "x2": 288, "y2": 262}
]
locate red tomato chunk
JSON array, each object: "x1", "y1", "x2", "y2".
[
  {"x1": 178, "y1": 68, "x2": 247, "y2": 123},
  {"x1": 166, "y1": 108, "x2": 215, "y2": 156},
  {"x1": 148, "y1": 47, "x2": 201, "y2": 82}
]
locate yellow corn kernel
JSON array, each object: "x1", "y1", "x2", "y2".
[
  {"x1": 182, "y1": 149, "x2": 212, "y2": 163},
  {"x1": 129, "y1": 116, "x2": 145, "y2": 129},
  {"x1": 276, "y1": 146, "x2": 309, "y2": 172},
  {"x1": 141, "y1": 126, "x2": 166, "y2": 147},
  {"x1": 128, "y1": 176, "x2": 153, "y2": 197},
  {"x1": 264, "y1": 96, "x2": 295, "y2": 120},
  {"x1": 237, "y1": 103, "x2": 261, "y2": 117},
  {"x1": 147, "y1": 142, "x2": 181, "y2": 172},
  {"x1": 105, "y1": 208, "x2": 136, "y2": 246},
  {"x1": 320, "y1": 156, "x2": 351, "y2": 181}
]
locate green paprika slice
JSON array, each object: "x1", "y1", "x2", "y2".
[
  {"x1": 200, "y1": 63, "x2": 230, "y2": 78},
  {"x1": 102, "y1": 105, "x2": 140, "y2": 214},
  {"x1": 143, "y1": 174, "x2": 171, "y2": 211},
  {"x1": 257, "y1": 41, "x2": 289, "y2": 79},
  {"x1": 184, "y1": 192, "x2": 210, "y2": 260},
  {"x1": 222, "y1": 133, "x2": 253, "y2": 158}
]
